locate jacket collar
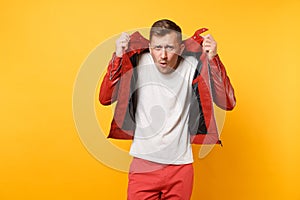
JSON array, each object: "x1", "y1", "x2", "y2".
[{"x1": 126, "y1": 28, "x2": 208, "y2": 56}]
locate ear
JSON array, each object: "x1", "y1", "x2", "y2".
[
  {"x1": 149, "y1": 43, "x2": 152, "y2": 54},
  {"x1": 179, "y1": 43, "x2": 185, "y2": 55}
]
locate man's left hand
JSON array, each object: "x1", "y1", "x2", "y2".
[{"x1": 202, "y1": 34, "x2": 217, "y2": 60}]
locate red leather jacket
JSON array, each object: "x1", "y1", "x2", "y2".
[{"x1": 99, "y1": 28, "x2": 236, "y2": 144}]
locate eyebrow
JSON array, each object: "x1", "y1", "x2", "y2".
[{"x1": 152, "y1": 45, "x2": 175, "y2": 48}]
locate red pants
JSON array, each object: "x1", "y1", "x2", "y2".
[{"x1": 127, "y1": 157, "x2": 194, "y2": 200}]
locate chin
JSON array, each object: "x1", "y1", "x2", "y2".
[{"x1": 156, "y1": 65, "x2": 174, "y2": 74}]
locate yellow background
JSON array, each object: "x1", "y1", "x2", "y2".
[{"x1": 1, "y1": 0, "x2": 300, "y2": 199}]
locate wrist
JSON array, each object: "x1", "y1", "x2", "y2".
[{"x1": 115, "y1": 51, "x2": 123, "y2": 58}]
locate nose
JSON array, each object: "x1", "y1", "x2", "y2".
[{"x1": 161, "y1": 48, "x2": 167, "y2": 59}]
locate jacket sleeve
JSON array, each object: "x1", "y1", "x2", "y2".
[
  {"x1": 99, "y1": 53, "x2": 122, "y2": 105},
  {"x1": 209, "y1": 54, "x2": 236, "y2": 110}
]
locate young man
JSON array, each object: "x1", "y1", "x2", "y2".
[{"x1": 99, "y1": 19, "x2": 236, "y2": 200}]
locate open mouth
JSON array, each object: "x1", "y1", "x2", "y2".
[{"x1": 159, "y1": 62, "x2": 167, "y2": 68}]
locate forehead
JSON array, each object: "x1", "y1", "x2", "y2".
[{"x1": 150, "y1": 31, "x2": 179, "y2": 45}]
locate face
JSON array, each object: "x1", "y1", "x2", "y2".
[{"x1": 149, "y1": 31, "x2": 185, "y2": 74}]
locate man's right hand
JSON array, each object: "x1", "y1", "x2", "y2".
[{"x1": 115, "y1": 32, "x2": 130, "y2": 57}]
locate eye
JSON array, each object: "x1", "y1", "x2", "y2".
[
  {"x1": 165, "y1": 45, "x2": 175, "y2": 52},
  {"x1": 154, "y1": 45, "x2": 162, "y2": 50}
]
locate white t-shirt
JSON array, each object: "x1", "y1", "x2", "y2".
[{"x1": 129, "y1": 53, "x2": 198, "y2": 164}]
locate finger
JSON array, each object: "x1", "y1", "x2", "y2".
[
  {"x1": 120, "y1": 42, "x2": 128, "y2": 48},
  {"x1": 117, "y1": 38, "x2": 126, "y2": 45},
  {"x1": 121, "y1": 36, "x2": 129, "y2": 42},
  {"x1": 123, "y1": 43, "x2": 128, "y2": 51},
  {"x1": 204, "y1": 42, "x2": 216, "y2": 52},
  {"x1": 119, "y1": 33, "x2": 129, "y2": 41},
  {"x1": 119, "y1": 38, "x2": 129, "y2": 46},
  {"x1": 203, "y1": 45, "x2": 209, "y2": 52},
  {"x1": 203, "y1": 34, "x2": 216, "y2": 45},
  {"x1": 202, "y1": 34, "x2": 211, "y2": 40},
  {"x1": 121, "y1": 32, "x2": 129, "y2": 37},
  {"x1": 202, "y1": 43, "x2": 212, "y2": 53},
  {"x1": 203, "y1": 41, "x2": 212, "y2": 49},
  {"x1": 204, "y1": 34, "x2": 214, "y2": 40},
  {"x1": 203, "y1": 41, "x2": 211, "y2": 47},
  {"x1": 121, "y1": 32, "x2": 130, "y2": 41},
  {"x1": 203, "y1": 39, "x2": 212, "y2": 46}
]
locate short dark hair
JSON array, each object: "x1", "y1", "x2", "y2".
[{"x1": 150, "y1": 19, "x2": 182, "y2": 43}]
